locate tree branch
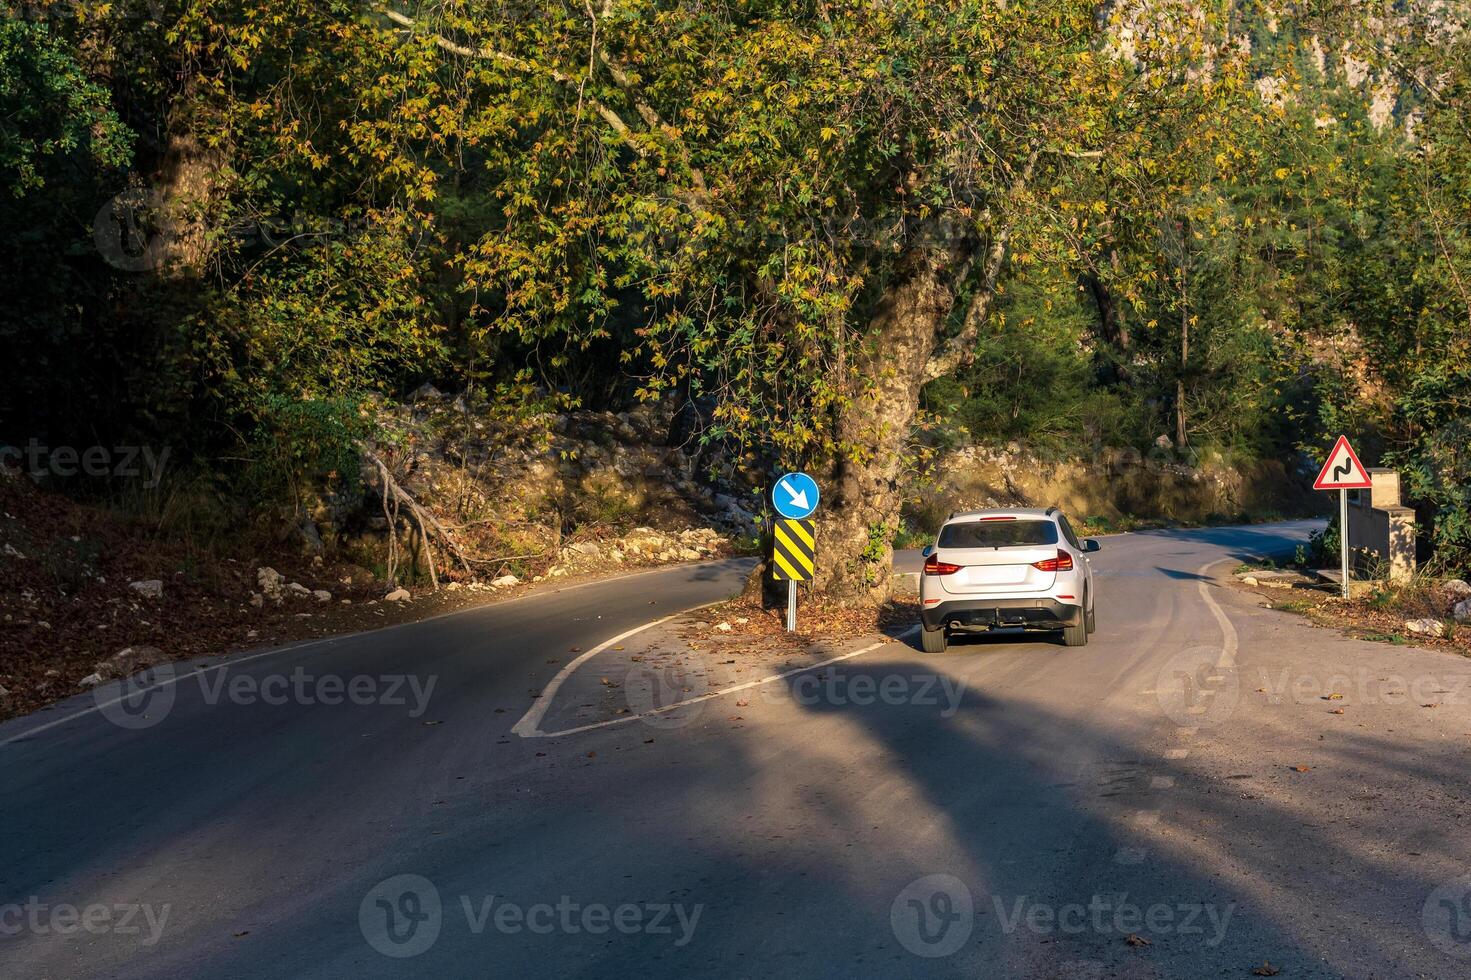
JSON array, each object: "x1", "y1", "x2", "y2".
[
  {"x1": 374, "y1": 3, "x2": 707, "y2": 193},
  {"x1": 374, "y1": 4, "x2": 648, "y2": 158},
  {"x1": 361, "y1": 443, "x2": 475, "y2": 583},
  {"x1": 923, "y1": 147, "x2": 1041, "y2": 381}
]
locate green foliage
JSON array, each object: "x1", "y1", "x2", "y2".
[
  {"x1": 245, "y1": 394, "x2": 373, "y2": 509},
  {"x1": 3, "y1": 0, "x2": 1470, "y2": 583},
  {"x1": 1303, "y1": 517, "x2": 1341, "y2": 569},
  {"x1": 922, "y1": 268, "x2": 1140, "y2": 453},
  {"x1": 0, "y1": 19, "x2": 132, "y2": 196}
]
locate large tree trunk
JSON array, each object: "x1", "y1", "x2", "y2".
[{"x1": 813, "y1": 248, "x2": 961, "y2": 603}]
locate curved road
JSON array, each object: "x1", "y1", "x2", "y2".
[{"x1": 6, "y1": 521, "x2": 1471, "y2": 977}]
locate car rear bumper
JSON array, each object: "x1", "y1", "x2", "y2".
[{"x1": 920, "y1": 596, "x2": 1083, "y2": 632}]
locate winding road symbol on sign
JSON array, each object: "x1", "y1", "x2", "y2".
[{"x1": 1313, "y1": 436, "x2": 1372, "y2": 491}]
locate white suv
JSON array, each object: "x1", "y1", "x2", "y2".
[{"x1": 919, "y1": 508, "x2": 1100, "y2": 652}]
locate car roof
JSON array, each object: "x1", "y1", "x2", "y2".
[{"x1": 943, "y1": 508, "x2": 1060, "y2": 523}]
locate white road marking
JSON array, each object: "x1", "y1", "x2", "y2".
[
  {"x1": 1115, "y1": 558, "x2": 1251, "y2": 870},
  {"x1": 511, "y1": 602, "x2": 723, "y2": 737},
  {"x1": 1197, "y1": 560, "x2": 1240, "y2": 669},
  {"x1": 0, "y1": 634, "x2": 347, "y2": 749},
  {"x1": 515, "y1": 627, "x2": 918, "y2": 739},
  {"x1": 1, "y1": 558, "x2": 755, "y2": 750}
]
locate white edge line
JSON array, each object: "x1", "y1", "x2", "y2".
[
  {"x1": 1196, "y1": 559, "x2": 1240, "y2": 669},
  {"x1": 510, "y1": 600, "x2": 724, "y2": 737},
  {"x1": 0, "y1": 634, "x2": 343, "y2": 748},
  {"x1": 1, "y1": 557, "x2": 759, "y2": 749},
  {"x1": 519, "y1": 627, "x2": 919, "y2": 738}
]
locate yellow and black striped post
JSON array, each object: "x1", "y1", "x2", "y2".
[
  {"x1": 771, "y1": 519, "x2": 816, "y2": 581},
  {"x1": 771, "y1": 519, "x2": 815, "y2": 631}
]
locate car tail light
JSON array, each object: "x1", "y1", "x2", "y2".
[
  {"x1": 1031, "y1": 549, "x2": 1074, "y2": 573},
  {"x1": 978, "y1": 515, "x2": 1016, "y2": 521},
  {"x1": 924, "y1": 553, "x2": 963, "y2": 576}
]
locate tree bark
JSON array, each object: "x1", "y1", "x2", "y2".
[
  {"x1": 814, "y1": 247, "x2": 962, "y2": 603},
  {"x1": 1176, "y1": 233, "x2": 1190, "y2": 450}
]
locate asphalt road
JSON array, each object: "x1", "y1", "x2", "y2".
[{"x1": 6, "y1": 520, "x2": 1471, "y2": 978}]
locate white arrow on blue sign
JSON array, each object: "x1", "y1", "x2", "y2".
[{"x1": 772, "y1": 472, "x2": 820, "y2": 520}]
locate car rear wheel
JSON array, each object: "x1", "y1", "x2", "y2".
[
  {"x1": 1085, "y1": 599, "x2": 1097, "y2": 634},
  {"x1": 920, "y1": 624, "x2": 948, "y2": 653},
  {"x1": 1062, "y1": 618, "x2": 1088, "y2": 647}
]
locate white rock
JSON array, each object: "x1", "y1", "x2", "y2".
[
  {"x1": 491, "y1": 574, "x2": 520, "y2": 588},
  {"x1": 79, "y1": 673, "x2": 104, "y2": 688},
  {"x1": 1241, "y1": 576, "x2": 1258, "y2": 586},
  {"x1": 444, "y1": 582, "x2": 462, "y2": 592},
  {"x1": 128, "y1": 579, "x2": 163, "y2": 599},
  {"x1": 568, "y1": 541, "x2": 601, "y2": 557},
  {"x1": 715, "y1": 622, "x2": 733, "y2": 632},
  {"x1": 113, "y1": 645, "x2": 161, "y2": 664},
  {"x1": 286, "y1": 582, "x2": 311, "y2": 598},
  {"x1": 1404, "y1": 618, "x2": 1445, "y2": 638},
  {"x1": 1455, "y1": 599, "x2": 1471, "y2": 624},
  {"x1": 0, "y1": 685, "x2": 8, "y2": 697},
  {"x1": 679, "y1": 548, "x2": 701, "y2": 560},
  {"x1": 257, "y1": 567, "x2": 285, "y2": 594},
  {"x1": 249, "y1": 593, "x2": 264, "y2": 608},
  {"x1": 384, "y1": 588, "x2": 411, "y2": 602},
  {"x1": 312, "y1": 589, "x2": 332, "y2": 602},
  {"x1": 2, "y1": 543, "x2": 25, "y2": 559},
  {"x1": 1441, "y1": 579, "x2": 1471, "y2": 602}
]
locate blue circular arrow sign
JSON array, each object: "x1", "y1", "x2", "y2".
[{"x1": 772, "y1": 472, "x2": 820, "y2": 520}]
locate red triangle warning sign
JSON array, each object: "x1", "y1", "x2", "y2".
[{"x1": 1313, "y1": 435, "x2": 1373, "y2": 490}]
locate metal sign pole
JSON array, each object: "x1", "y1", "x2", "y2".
[
  {"x1": 1340, "y1": 488, "x2": 1350, "y2": 599},
  {"x1": 786, "y1": 580, "x2": 796, "y2": 632}
]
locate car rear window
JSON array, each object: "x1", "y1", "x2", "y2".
[{"x1": 938, "y1": 519, "x2": 1059, "y2": 549}]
